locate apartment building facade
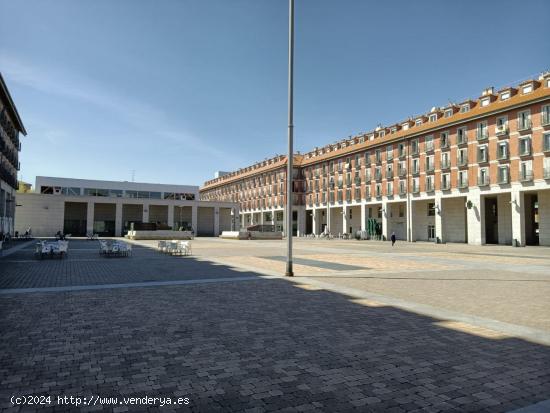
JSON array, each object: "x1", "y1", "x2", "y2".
[
  {"x1": 200, "y1": 73, "x2": 550, "y2": 246},
  {"x1": 0, "y1": 73, "x2": 27, "y2": 236}
]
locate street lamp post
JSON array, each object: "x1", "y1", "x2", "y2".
[{"x1": 285, "y1": 0, "x2": 295, "y2": 277}]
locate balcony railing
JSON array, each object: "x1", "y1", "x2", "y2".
[
  {"x1": 477, "y1": 176, "x2": 490, "y2": 186},
  {"x1": 457, "y1": 156, "x2": 468, "y2": 167},
  {"x1": 517, "y1": 119, "x2": 532, "y2": 131},
  {"x1": 398, "y1": 168, "x2": 407, "y2": 177},
  {"x1": 476, "y1": 129, "x2": 488, "y2": 140},
  {"x1": 386, "y1": 170, "x2": 394, "y2": 179},
  {"x1": 497, "y1": 172, "x2": 509, "y2": 184},
  {"x1": 520, "y1": 171, "x2": 533, "y2": 182},
  {"x1": 399, "y1": 186, "x2": 407, "y2": 195},
  {"x1": 495, "y1": 125, "x2": 509, "y2": 136},
  {"x1": 425, "y1": 143, "x2": 434, "y2": 152},
  {"x1": 441, "y1": 160, "x2": 451, "y2": 170},
  {"x1": 441, "y1": 180, "x2": 451, "y2": 190},
  {"x1": 426, "y1": 164, "x2": 435, "y2": 173},
  {"x1": 458, "y1": 179, "x2": 468, "y2": 189},
  {"x1": 426, "y1": 182, "x2": 434, "y2": 192}
]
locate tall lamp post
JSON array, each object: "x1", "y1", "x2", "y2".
[{"x1": 285, "y1": 0, "x2": 295, "y2": 277}]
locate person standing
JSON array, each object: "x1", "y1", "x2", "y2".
[{"x1": 391, "y1": 231, "x2": 396, "y2": 246}]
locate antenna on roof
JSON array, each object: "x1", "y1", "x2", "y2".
[{"x1": 131, "y1": 170, "x2": 135, "y2": 182}]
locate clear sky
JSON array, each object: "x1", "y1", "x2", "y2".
[{"x1": 2, "y1": 0, "x2": 549, "y2": 187}]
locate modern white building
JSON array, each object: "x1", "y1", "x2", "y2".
[{"x1": 16, "y1": 176, "x2": 239, "y2": 237}]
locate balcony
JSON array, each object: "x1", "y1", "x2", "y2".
[
  {"x1": 426, "y1": 164, "x2": 435, "y2": 173},
  {"x1": 441, "y1": 160, "x2": 451, "y2": 170},
  {"x1": 520, "y1": 171, "x2": 533, "y2": 182},
  {"x1": 354, "y1": 177, "x2": 361, "y2": 185},
  {"x1": 477, "y1": 176, "x2": 490, "y2": 186},
  {"x1": 517, "y1": 119, "x2": 532, "y2": 132},
  {"x1": 497, "y1": 172, "x2": 509, "y2": 184},
  {"x1": 495, "y1": 125, "x2": 509, "y2": 136},
  {"x1": 476, "y1": 129, "x2": 489, "y2": 140},
  {"x1": 477, "y1": 153, "x2": 488, "y2": 164},
  {"x1": 457, "y1": 157, "x2": 468, "y2": 167},
  {"x1": 425, "y1": 143, "x2": 434, "y2": 152},
  {"x1": 412, "y1": 167, "x2": 420, "y2": 176},
  {"x1": 386, "y1": 170, "x2": 394, "y2": 179},
  {"x1": 375, "y1": 172, "x2": 383, "y2": 181},
  {"x1": 458, "y1": 179, "x2": 468, "y2": 189},
  {"x1": 441, "y1": 180, "x2": 451, "y2": 191},
  {"x1": 426, "y1": 182, "x2": 434, "y2": 192},
  {"x1": 399, "y1": 185, "x2": 407, "y2": 195},
  {"x1": 412, "y1": 185, "x2": 420, "y2": 194},
  {"x1": 398, "y1": 168, "x2": 407, "y2": 177},
  {"x1": 399, "y1": 150, "x2": 406, "y2": 159},
  {"x1": 457, "y1": 136, "x2": 468, "y2": 146}
]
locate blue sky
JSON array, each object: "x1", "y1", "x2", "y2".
[{"x1": 2, "y1": 0, "x2": 549, "y2": 187}]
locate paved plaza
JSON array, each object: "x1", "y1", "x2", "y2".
[{"x1": 1, "y1": 238, "x2": 550, "y2": 412}]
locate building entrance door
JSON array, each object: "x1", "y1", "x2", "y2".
[
  {"x1": 306, "y1": 211, "x2": 313, "y2": 235},
  {"x1": 485, "y1": 198, "x2": 498, "y2": 244},
  {"x1": 525, "y1": 194, "x2": 539, "y2": 245}
]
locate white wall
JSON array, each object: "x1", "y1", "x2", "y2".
[
  {"x1": 347, "y1": 205, "x2": 361, "y2": 234},
  {"x1": 387, "y1": 202, "x2": 407, "y2": 240},
  {"x1": 330, "y1": 207, "x2": 343, "y2": 235},
  {"x1": 412, "y1": 199, "x2": 435, "y2": 241},
  {"x1": 497, "y1": 193, "x2": 513, "y2": 245},
  {"x1": 539, "y1": 189, "x2": 550, "y2": 246},
  {"x1": 15, "y1": 193, "x2": 65, "y2": 237},
  {"x1": 442, "y1": 197, "x2": 467, "y2": 243}
]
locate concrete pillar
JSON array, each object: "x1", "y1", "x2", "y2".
[
  {"x1": 466, "y1": 190, "x2": 484, "y2": 245},
  {"x1": 511, "y1": 187, "x2": 525, "y2": 247},
  {"x1": 115, "y1": 202, "x2": 122, "y2": 237},
  {"x1": 343, "y1": 205, "x2": 349, "y2": 235},
  {"x1": 326, "y1": 206, "x2": 331, "y2": 234},
  {"x1": 298, "y1": 207, "x2": 306, "y2": 236},
  {"x1": 407, "y1": 197, "x2": 413, "y2": 242},
  {"x1": 86, "y1": 201, "x2": 94, "y2": 235},
  {"x1": 191, "y1": 205, "x2": 198, "y2": 235},
  {"x1": 167, "y1": 205, "x2": 174, "y2": 230},
  {"x1": 360, "y1": 203, "x2": 367, "y2": 232},
  {"x1": 312, "y1": 208, "x2": 318, "y2": 235},
  {"x1": 381, "y1": 200, "x2": 388, "y2": 241},
  {"x1": 214, "y1": 206, "x2": 220, "y2": 236},
  {"x1": 435, "y1": 193, "x2": 443, "y2": 243},
  {"x1": 142, "y1": 203, "x2": 150, "y2": 223},
  {"x1": 260, "y1": 211, "x2": 265, "y2": 225}
]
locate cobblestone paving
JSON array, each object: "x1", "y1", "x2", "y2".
[
  {"x1": 1, "y1": 238, "x2": 550, "y2": 412},
  {"x1": 2, "y1": 279, "x2": 550, "y2": 412}
]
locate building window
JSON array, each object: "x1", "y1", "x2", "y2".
[
  {"x1": 477, "y1": 145, "x2": 488, "y2": 163},
  {"x1": 411, "y1": 139, "x2": 419, "y2": 155},
  {"x1": 427, "y1": 203, "x2": 435, "y2": 216},
  {"x1": 428, "y1": 225, "x2": 435, "y2": 240},
  {"x1": 477, "y1": 121, "x2": 488, "y2": 140},
  {"x1": 480, "y1": 97, "x2": 490, "y2": 107},
  {"x1": 458, "y1": 148, "x2": 468, "y2": 166},
  {"x1": 375, "y1": 149, "x2": 382, "y2": 163},
  {"x1": 444, "y1": 108, "x2": 453, "y2": 118},
  {"x1": 412, "y1": 158, "x2": 420, "y2": 174},
  {"x1": 520, "y1": 160, "x2": 533, "y2": 181},
  {"x1": 441, "y1": 152, "x2": 450, "y2": 169},
  {"x1": 399, "y1": 180, "x2": 406, "y2": 195},
  {"x1": 412, "y1": 177, "x2": 420, "y2": 193},
  {"x1": 497, "y1": 141, "x2": 508, "y2": 160},
  {"x1": 375, "y1": 166, "x2": 382, "y2": 180},
  {"x1": 500, "y1": 91, "x2": 510, "y2": 100},
  {"x1": 379, "y1": 130, "x2": 385, "y2": 138},
  {"x1": 365, "y1": 167, "x2": 371, "y2": 181},
  {"x1": 386, "y1": 164, "x2": 394, "y2": 178},
  {"x1": 426, "y1": 175, "x2": 434, "y2": 192},
  {"x1": 425, "y1": 135, "x2": 434, "y2": 152},
  {"x1": 544, "y1": 157, "x2": 550, "y2": 179},
  {"x1": 518, "y1": 110, "x2": 531, "y2": 131},
  {"x1": 458, "y1": 170, "x2": 468, "y2": 188},
  {"x1": 386, "y1": 145, "x2": 394, "y2": 160},
  {"x1": 542, "y1": 105, "x2": 550, "y2": 126},
  {"x1": 375, "y1": 183, "x2": 382, "y2": 197},
  {"x1": 478, "y1": 167, "x2": 490, "y2": 186},
  {"x1": 386, "y1": 181, "x2": 393, "y2": 196},
  {"x1": 354, "y1": 187, "x2": 361, "y2": 200},
  {"x1": 457, "y1": 127, "x2": 467, "y2": 144},
  {"x1": 522, "y1": 84, "x2": 533, "y2": 94},
  {"x1": 460, "y1": 104, "x2": 470, "y2": 113},
  {"x1": 519, "y1": 136, "x2": 532, "y2": 156},
  {"x1": 496, "y1": 116, "x2": 508, "y2": 135},
  {"x1": 441, "y1": 173, "x2": 451, "y2": 190},
  {"x1": 415, "y1": 119, "x2": 422, "y2": 126},
  {"x1": 544, "y1": 133, "x2": 550, "y2": 152},
  {"x1": 440, "y1": 131, "x2": 449, "y2": 149},
  {"x1": 429, "y1": 113, "x2": 437, "y2": 122},
  {"x1": 398, "y1": 143, "x2": 406, "y2": 157},
  {"x1": 426, "y1": 155, "x2": 435, "y2": 172},
  {"x1": 402, "y1": 123, "x2": 410, "y2": 130},
  {"x1": 497, "y1": 166, "x2": 509, "y2": 184}
]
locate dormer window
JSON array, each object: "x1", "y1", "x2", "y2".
[
  {"x1": 369, "y1": 134, "x2": 375, "y2": 141},
  {"x1": 415, "y1": 119, "x2": 422, "y2": 126},
  {"x1": 390, "y1": 127, "x2": 397, "y2": 134},
  {"x1": 500, "y1": 91, "x2": 511, "y2": 100},
  {"x1": 402, "y1": 123, "x2": 410, "y2": 130},
  {"x1": 480, "y1": 97, "x2": 490, "y2": 107},
  {"x1": 379, "y1": 130, "x2": 385, "y2": 138},
  {"x1": 460, "y1": 104, "x2": 470, "y2": 113},
  {"x1": 429, "y1": 114, "x2": 437, "y2": 122},
  {"x1": 522, "y1": 83, "x2": 533, "y2": 94},
  {"x1": 444, "y1": 109, "x2": 453, "y2": 118}
]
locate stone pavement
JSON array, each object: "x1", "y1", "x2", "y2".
[{"x1": 1, "y1": 239, "x2": 550, "y2": 412}]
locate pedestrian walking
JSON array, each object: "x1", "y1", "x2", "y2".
[{"x1": 391, "y1": 231, "x2": 396, "y2": 246}]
